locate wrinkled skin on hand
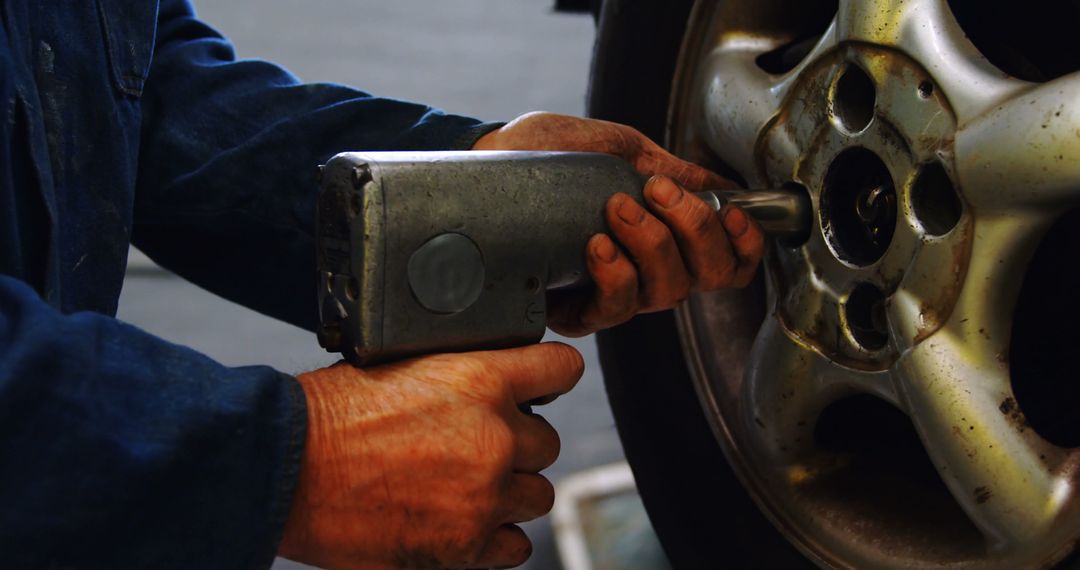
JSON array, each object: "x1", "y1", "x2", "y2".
[
  {"x1": 279, "y1": 343, "x2": 584, "y2": 570},
  {"x1": 473, "y1": 112, "x2": 766, "y2": 336}
]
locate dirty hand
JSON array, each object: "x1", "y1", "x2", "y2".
[
  {"x1": 278, "y1": 342, "x2": 584, "y2": 570},
  {"x1": 473, "y1": 112, "x2": 766, "y2": 336}
]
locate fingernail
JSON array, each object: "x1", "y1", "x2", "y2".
[
  {"x1": 591, "y1": 235, "x2": 618, "y2": 263},
  {"x1": 616, "y1": 196, "x2": 646, "y2": 226},
  {"x1": 648, "y1": 176, "x2": 683, "y2": 208},
  {"x1": 723, "y1": 207, "x2": 750, "y2": 237}
]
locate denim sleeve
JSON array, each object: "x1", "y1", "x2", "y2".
[
  {"x1": 133, "y1": 0, "x2": 503, "y2": 332},
  {"x1": 0, "y1": 275, "x2": 307, "y2": 569}
]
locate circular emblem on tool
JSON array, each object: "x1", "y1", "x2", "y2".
[{"x1": 407, "y1": 232, "x2": 485, "y2": 314}]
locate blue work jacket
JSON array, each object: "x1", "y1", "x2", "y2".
[{"x1": 0, "y1": 1, "x2": 497, "y2": 567}]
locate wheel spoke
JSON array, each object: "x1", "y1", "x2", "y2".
[
  {"x1": 740, "y1": 314, "x2": 896, "y2": 468},
  {"x1": 837, "y1": 0, "x2": 1027, "y2": 124},
  {"x1": 695, "y1": 36, "x2": 801, "y2": 185},
  {"x1": 956, "y1": 72, "x2": 1080, "y2": 213},
  {"x1": 896, "y1": 215, "x2": 1075, "y2": 546},
  {"x1": 752, "y1": 20, "x2": 840, "y2": 187},
  {"x1": 897, "y1": 335, "x2": 1069, "y2": 546}
]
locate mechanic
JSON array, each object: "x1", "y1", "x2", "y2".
[{"x1": 0, "y1": 1, "x2": 764, "y2": 568}]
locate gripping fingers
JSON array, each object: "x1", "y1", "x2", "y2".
[
  {"x1": 546, "y1": 235, "x2": 638, "y2": 337},
  {"x1": 643, "y1": 176, "x2": 765, "y2": 290},
  {"x1": 468, "y1": 525, "x2": 533, "y2": 570},
  {"x1": 502, "y1": 473, "x2": 556, "y2": 523},
  {"x1": 579, "y1": 234, "x2": 639, "y2": 330},
  {"x1": 643, "y1": 175, "x2": 740, "y2": 289},
  {"x1": 718, "y1": 204, "x2": 765, "y2": 288},
  {"x1": 513, "y1": 413, "x2": 561, "y2": 473},
  {"x1": 606, "y1": 193, "x2": 692, "y2": 311}
]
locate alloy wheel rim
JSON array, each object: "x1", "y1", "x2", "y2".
[{"x1": 668, "y1": 0, "x2": 1080, "y2": 567}]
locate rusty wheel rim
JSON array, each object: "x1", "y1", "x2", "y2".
[{"x1": 668, "y1": 0, "x2": 1080, "y2": 567}]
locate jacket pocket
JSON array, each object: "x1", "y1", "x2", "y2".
[{"x1": 95, "y1": 0, "x2": 159, "y2": 97}]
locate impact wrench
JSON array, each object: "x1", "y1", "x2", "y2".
[{"x1": 313, "y1": 151, "x2": 811, "y2": 364}]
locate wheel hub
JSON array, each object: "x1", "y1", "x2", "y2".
[
  {"x1": 822, "y1": 148, "x2": 897, "y2": 267},
  {"x1": 760, "y1": 44, "x2": 970, "y2": 368}
]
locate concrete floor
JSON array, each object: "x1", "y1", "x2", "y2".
[{"x1": 116, "y1": 2, "x2": 639, "y2": 569}]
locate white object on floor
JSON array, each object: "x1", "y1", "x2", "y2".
[{"x1": 553, "y1": 461, "x2": 641, "y2": 570}]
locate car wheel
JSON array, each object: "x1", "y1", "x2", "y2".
[{"x1": 590, "y1": 0, "x2": 1080, "y2": 568}]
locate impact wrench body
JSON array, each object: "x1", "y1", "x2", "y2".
[{"x1": 314, "y1": 151, "x2": 810, "y2": 364}]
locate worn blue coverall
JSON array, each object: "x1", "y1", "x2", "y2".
[{"x1": 0, "y1": 1, "x2": 500, "y2": 567}]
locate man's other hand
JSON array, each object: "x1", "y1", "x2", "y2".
[
  {"x1": 278, "y1": 342, "x2": 583, "y2": 570},
  {"x1": 473, "y1": 112, "x2": 766, "y2": 336}
]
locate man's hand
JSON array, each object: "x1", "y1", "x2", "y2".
[
  {"x1": 473, "y1": 112, "x2": 766, "y2": 336},
  {"x1": 278, "y1": 342, "x2": 584, "y2": 570}
]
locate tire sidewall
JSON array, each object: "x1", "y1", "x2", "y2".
[{"x1": 588, "y1": 1, "x2": 813, "y2": 567}]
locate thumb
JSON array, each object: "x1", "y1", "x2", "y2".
[{"x1": 472, "y1": 342, "x2": 585, "y2": 404}]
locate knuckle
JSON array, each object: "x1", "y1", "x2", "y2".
[
  {"x1": 442, "y1": 507, "x2": 493, "y2": 564},
  {"x1": 612, "y1": 294, "x2": 641, "y2": 322},
  {"x1": 681, "y1": 197, "x2": 717, "y2": 237},
  {"x1": 600, "y1": 260, "x2": 638, "y2": 299},
  {"x1": 590, "y1": 287, "x2": 638, "y2": 328},
  {"x1": 617, "y1": 124, "x2": 647, "y2": 148},
  {"x1": 474, "y1": 417, "x2": 516, "y2": 470},
  {"x1": 459, "y1": 499, "x2": 499, "y2": 544},
  {"x1": 430, "y1": 355, "x2": 508, "y2": 405},
  {"x1": 639, "y1": 222, "x2": 673, "y2": 250},
  {"x1": 472, "y1": 489, "x2": 501, "y2": 523},
  {"x1": 465, "y1": 359, "x2": 515, "y2": 404},
  {"x1": 472, "y1": 355, "x2": 503, "y2": 382},
  {"x1": 447, "y1": 354, "x2": 499, "y2": 388}
]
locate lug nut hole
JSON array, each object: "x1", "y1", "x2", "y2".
[
  {"x1": 845, "y1": 283, "x2": 889, "y2": 351},
  {"x1": 821, "y1": 148, "x2": 897, "y2": 266},
  {"x1": 911, "y1": 162, "x2": 962, "y2": 237},
  {"x1": 832, "y1": 64, "x2": 877, "y2": 134}
]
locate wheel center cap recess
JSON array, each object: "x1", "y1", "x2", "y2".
[
  {"x1": 757, "y1": 44, "x2": 972, "y2": 369},
  {"x1": 821, "y1": 147, "x2": 898, "y2": 266}
]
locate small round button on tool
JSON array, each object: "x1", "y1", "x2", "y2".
[{"x1": 407, "y1": 232, "x2": 485, "y2": 314}]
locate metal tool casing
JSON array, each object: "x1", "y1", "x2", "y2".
[{"x1": 316, "y1": 151, "x2": 646, "y2": 365}]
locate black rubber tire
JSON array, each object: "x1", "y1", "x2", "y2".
[{"x1": 587, "y1": 1, "x2": 812, "y2": 568}]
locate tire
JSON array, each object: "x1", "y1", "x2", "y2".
[{"x1": 587, "y1": 1, "x2": 811, "y2": 567}]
